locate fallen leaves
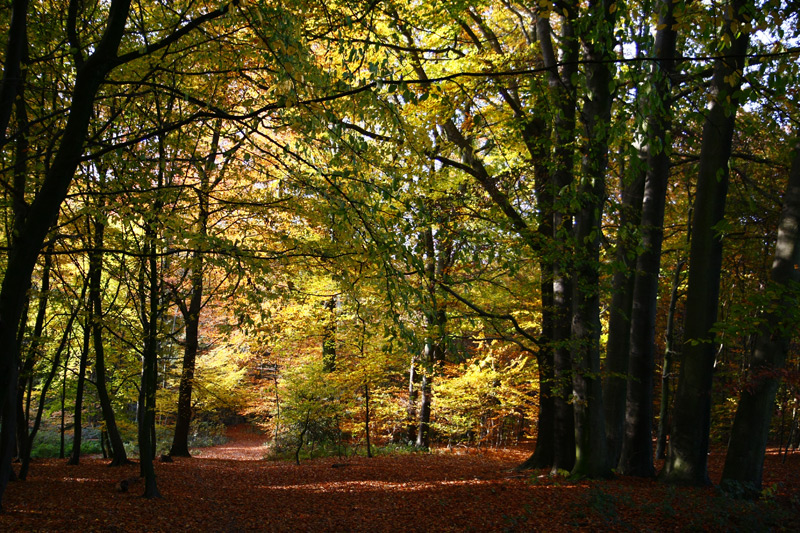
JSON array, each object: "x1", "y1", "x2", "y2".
[{"x1": 1, "y1": 428, "x2": 797, "y2": 532}]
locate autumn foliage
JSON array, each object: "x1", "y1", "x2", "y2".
[{"x1": 1, "y1": 426, "x2": 798, "y2": 532}]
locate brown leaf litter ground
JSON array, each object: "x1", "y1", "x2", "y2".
[{"x1": 1, "y1": 426, "x2": 798, "y2": 532}]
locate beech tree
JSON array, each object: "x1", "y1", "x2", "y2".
[{"x1": 661, "y1": 0, "x2": 752, "y2": 485}]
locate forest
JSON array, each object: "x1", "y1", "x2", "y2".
[{"x1": 0, "y1": 0, "x2": 799, "y2": 525}]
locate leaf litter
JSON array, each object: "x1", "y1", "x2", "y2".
[{"x1": 2, "y1": 426, "x2": 798, "y2": 532}]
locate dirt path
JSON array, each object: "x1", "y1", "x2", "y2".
[{"x1": 190, "y1": 424, "x2": 269, "y2": 461}]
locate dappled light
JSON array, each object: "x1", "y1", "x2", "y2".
[
  {"x1": 1, "y1": 429, "x2": 798, "y2": 531},
  {"x1": 1, "y1": 0, "x2": 799, "y2": 527}
]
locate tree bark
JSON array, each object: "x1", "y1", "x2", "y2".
[
  {"x1": 656, "y1": 258, "x2": 685, "y2": 459},
  {"x1": 170, "y1": 124, "x2": 220, "y2": 458},
  {"x1": 661, "y1": 0, "x2": 751, "y2": 485},
  {"x1": 604, "y1": 170, "x2": 644, "y2": 468},
  {"x1": 89, "y1": 213, "x2": 128, "y2": 465},
  {"x1": 569, "y1": 0, "x2": 616, "y2": 479},
  {"x1": 0, "y1": 0, "x2": 28, "y2": 145},
  {"x1": 67, "y1": 303, "x2": 92, "y2": 466},
  {"x1": 618, "y1": 0, "x2": 681, "y2": 477},
  {"x1": 0, "y1": 0, "x2": 132, "y2": 507},
  {"x1": 720, "y1": 139, "x2": 800, "y2": 496}
]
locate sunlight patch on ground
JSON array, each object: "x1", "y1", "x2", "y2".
[{"x1": 259, "y1": 478, "x2": 503, "y2": 493}]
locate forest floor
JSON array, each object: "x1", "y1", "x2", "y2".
[{"x1": 1, "y1": 426, "x2": 799, "y2": 532}]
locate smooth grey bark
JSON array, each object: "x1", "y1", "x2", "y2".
[
  {"x1": 604, "y1": 170, "x2": 644, "y2": 468},
  {"x1": 720, "y1": 139, "x2": 800, "y2": 496},
  {"x1": 618, "y1": 0, "x2": 681, "y2": 478},
  {"x1": 569, "y1": 0, "x2": 616, "y2": 479},
  {"x1": 661, "y1": 0, "x2": 751, "y2": 485}
]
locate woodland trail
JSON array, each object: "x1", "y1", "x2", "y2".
[
  {"x1": 191, "y1": 424, "x2": 270, "y2": 461},
  {"x1": 1, "y1": 428, "x2": 798, "y2": 532}
]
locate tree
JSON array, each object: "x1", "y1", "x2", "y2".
[
  {"x1": 566, "y1": 0, "x2": 617, "y2": 479},
  {"x1": 0, "y1": 0, "x2": 244, "y2": 506},
  {"x1": 170, "y1": 121, "x2": 226, "y2": 458},
  {"x1": 661, "y1": 0, "x2": 752, "y2": 485},
  {"x1": 617, "y1": 0, "x2": 683, "y2": 478},
  {"x1": 720, "y1": 138, "x2": 800, "y2": 496}
]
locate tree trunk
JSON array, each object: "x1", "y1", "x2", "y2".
[
  {"x1": 68, "y1": 307, "x2": 92, "y2": 466},
  {"x1": 656, "y1": 258, "x2": 685, "y2": 459},
  {"x1": 720, "y1": 139, "x2": 800, "y2": 496},
  {"x1": 661, "y1": 1, "x2": 751, "y2": 485},
  {"x1": 170, "y1": 122, "x2": 219, "y2": 458},
  {"x1": 535, "y1": 6, "x2": 579, "y2": 476},
  {"x1": 0, "y1": 0, "x2": 132, "y2": 507},
  {"x1": 16, "y1": 247, "x2": 52, "y2": 479},
  {"x1": 169, "y1": 290, "x2": 201, "y2": 457},
  {"x1": 89, "y1": 214, "x2": 128, "y2": 465},
  {"x1": 139, "y1": 234, "x2": 162, "y2": 498},
  {"x1": 569, "y1": 0, "x2": 616, "y2": 479},
  {"x1": 604, "y1": 169, "x2": 644, "y2": 468},
  {"x1": 0, "y1": 0, "x2": 28, "y2": 145},
  {"x1": 618, "y1": 0, "x2": 681, "y2": 477},
  {"x1": 416, "y1": 371, "x2": 432, "y2": 448},
  {"x1": 406, "y1": 355, "x2": 418, "y2": 443}
]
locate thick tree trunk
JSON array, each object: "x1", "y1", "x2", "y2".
[
  {"x1": 552, "y1": 272, "x2": 575, "y2": 474},
  {"x1": 569, "y1": 0, "x2": 615, "y2": 479},
  {"x1": 535, "y1": 6, "x2": 579, "y2": 475},
  {"x1": 661, "y1": 1, "x2": 750, "y2": 485},
  {"x1": 604, "y1": 171, "x2": 644, "y2": 468},
  {"x1": 720, "y1": 139, "x2": 800, "y2": 496},
  {"x1": 0, "y1": 0, "x2": 132, "y2": 507},
  {"x1": 618, "y1": 0, "x2": 680, "y2": 477},
  {"x1": 518, "y1": 350, "x2": 555, "y2": 470}
]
